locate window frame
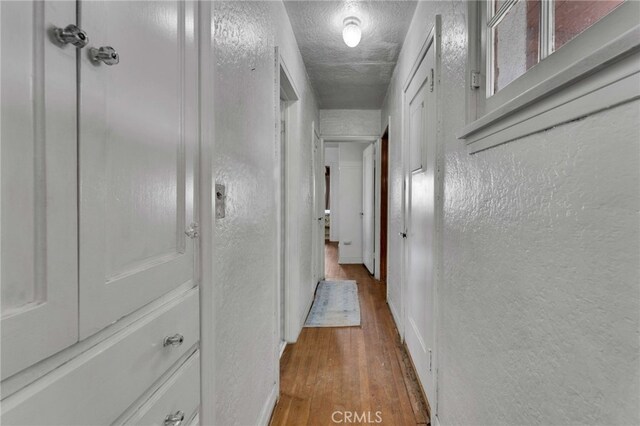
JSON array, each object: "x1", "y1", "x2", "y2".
[{"x1": 460, "y1": 0, "x2": 640, "y2": 153}]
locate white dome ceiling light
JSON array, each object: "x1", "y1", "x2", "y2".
[{"x1": 342, "y1": 17, "x2": 361, "y2": 48}]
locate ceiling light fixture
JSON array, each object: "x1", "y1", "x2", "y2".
[{"x1": 342, "y1": 17, "x2": 361, "y2": 48}]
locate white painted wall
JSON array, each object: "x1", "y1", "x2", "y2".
[
  {"x1": 338, "y1": 143, "x2": 368, "y2": 264},
  {"x1": 325, "y1": 146, "x2": 340, "y2": 241},
  {"x1": 382, "y1": 2, "x2": 640, "y2": 425},
  {"x1": 320, "y1": 109, "x2": 381, "y2": 137},
  {"x1": 212, "y1": 2, "x2": 318, "y2": 424}
]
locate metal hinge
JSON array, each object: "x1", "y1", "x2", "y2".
[
  {"x1": 429, "y1": 349, "x2": 432, "y2": 372},
  {"x1": 430, "y1": 68, "x2": 435, "y2": 92},
  {"x1": 471, "y1": 71, "x2": 481, "y2": 90},
  {"x1": 185, "y1": 222, "x2": 199, "y2": 239}
]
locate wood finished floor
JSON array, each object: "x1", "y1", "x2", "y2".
[{"x1": 270, "y1": 241, "x2": 429, "y2": 426}]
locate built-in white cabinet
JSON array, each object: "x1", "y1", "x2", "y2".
[
  {"x1": 78, "y1": 0, "x2": 198, "y2": 339},
  {"x1": 1, "y1": 0, "x2": 79, "y2": 381},
  {"x1": 1, "y1": 1, "x2": 200, "y2": 423}
]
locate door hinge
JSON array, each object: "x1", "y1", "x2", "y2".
[
  {"x1": 185, "y1": 222, "x2": 199, "y2": 239},
  {"x1": 471, "y1": 71, "x2": 481, "y2": 90},
  {"x1": 430, "y1": 68, "x2": 435, "y2": 92},
  {"x1": 429, "y1": 348, "x2": 432, "y2": 372}
]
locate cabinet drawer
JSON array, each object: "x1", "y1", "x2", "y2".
[
  {"x1": 1, "y1": 288, "x2": 199, "y2": 425},
  {"x1": 124, "y1": 350, "x2": 199, "y2": 426}
]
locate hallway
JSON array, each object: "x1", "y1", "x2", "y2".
[
  {"x1": 1, "y1": 0, "x2": 639, "y2": 424},
  {"x1": 271, "y1": 242, "x2": 429, "y2": 425}
]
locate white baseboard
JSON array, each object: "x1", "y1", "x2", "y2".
[
  {"x1": 279, "y1": 340, "x2": 287, "y2": 358},
  {"x1": 387, "y1": 297, "x2": 402, "y2": 338},
  {"x1": 257, "y1": 383, "x2": 278, "y2": 426},
  {"x1": 338, "y1": 256, "x2": 363, "y2": 264},
  {"x1": 302, "y1": 282, "x2": 316, "y2": 318},
  {"x1": 291, "y1": 282, "x2": 318, "y2": 342}
]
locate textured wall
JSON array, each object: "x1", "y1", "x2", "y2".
[
  {"x1": 382, "y1": 1, "x2": 640, "y2": 425},
  {"x1": 320, "y1": 109, "x2": 381, "y2": 137},
  {"x1": 213, "y1": 2, "x2": 318, "y2": 424}
]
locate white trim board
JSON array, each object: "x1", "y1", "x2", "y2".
[
  {"x1": 275, "y1": 48, "x2": 301, "y2": 345},
  {"x1": 462, "y1": 52, "x2": 640, "y2": 153},
  {"x1": 299, "y1": 279, "x2": 319, "y2": 333},
  {"x1": 322, "y1": 135, "x2": 379, "y2": 143},
  {"x1": 387, "y1": 298, "x2": 403, "y2": 339},
  {"x1": 197, "y1": 2, "x2": 216, "y2": 424},
  {"x1": 459, "y1": 13, "x2": 640, "y2": 153},
  {"x1": 338, "y1": 255, "x2": 363, "y2": 264},
  {"x1": 257, "y1": 384, "x2": 278, "y2": 426}
]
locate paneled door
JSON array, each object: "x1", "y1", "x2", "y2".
[
  {"x1": 1, "y1": 0, "x2": 79, "y2": 379},
  {"x1": 403, "y1": 33, "x2": 438, "y2": 403},
  {"x1": 79, "y1": 1, "x2": 198, "y2": 338},
  {"x1": 362, "y1": 144, "x2": 375, "y2": 274}
]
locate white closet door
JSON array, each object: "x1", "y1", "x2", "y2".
[
  {"x1": 0, "y1": 1, "x2": 79, "y2": 379},
  {"x1": 404, "y1": 37, "x2": 437, "y2": 402},
  {"x1": 78, "y1": 1, "x2": 198, "y2": 338}
]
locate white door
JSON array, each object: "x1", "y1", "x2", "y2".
[
  {"x1": 312, "y1": 127, "x2": 324, "y2": 284},
  {"x1": 79, "y1": 1, "x2": 198, "y2": 338},
  {"x1": 362, "y1": 144, "x2": 375, "y2": 274},
  {"x1": 0, "y1": 0, "x2": 79, "y2": 379},
  {"x1": 403, "y1": 37, "x2": 437, "y2": 403}
]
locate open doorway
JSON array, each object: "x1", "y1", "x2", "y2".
[{"x1": 322, "y1": 140, "x2": 375, "y2": 268}]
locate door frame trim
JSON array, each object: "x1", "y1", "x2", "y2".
[
  {"x1": 276, "y1": 50, "x2": 300, "y2": 349},
  {"x1": 198, "y1": 2, "x2": 215, "y2": 424}
]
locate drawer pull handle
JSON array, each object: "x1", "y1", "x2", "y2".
[
  {"x1": 163, "y1": 334, "x2": 184, "y2": 347},
  {"x1": 164, "y1": 410, "x2": 185, "y2": 426}
]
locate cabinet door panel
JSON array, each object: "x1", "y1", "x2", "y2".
[
  {"x1": 79, "y1": 0, "x2": 197, "y2": 338},
  {"x1": 1, "y1": 0, "x2": 78, "y2": 379}
]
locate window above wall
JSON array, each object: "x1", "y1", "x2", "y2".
[{"x1": 460, "y1": 0, "x2": 640, "y2": 153}]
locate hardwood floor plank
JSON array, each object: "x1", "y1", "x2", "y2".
[{"x1": 271, "y1": 242, "x2": 429, "y2": 426}]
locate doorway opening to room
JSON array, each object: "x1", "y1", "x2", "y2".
[{"x1": 322, "y1": 140, "x2": 378, "y2": 276}]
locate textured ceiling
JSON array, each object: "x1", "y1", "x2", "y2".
[{"x1": 284, "y1": 1, "x2": 417, "y2": 109}]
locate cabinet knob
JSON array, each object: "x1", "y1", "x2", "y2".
[
  {"x1": 163, "y1": 334, "x2": 184, "y2": 347},
  {"x1": 54, "y1": 24, "x2": 89, "y2": 48},
  {"x1": 164, "y1": 411, "x2": 185, "y2": 426},
  {"x1": 90, "y1": 46, "x2": 119, "y2": 65}
]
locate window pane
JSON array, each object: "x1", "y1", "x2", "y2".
[
  {"x1": 554, "y1": 0, "x2": 624, "y2": 50},
  {"x1": 493, "y1": 0, "x2": 540, "y2": 93}
]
